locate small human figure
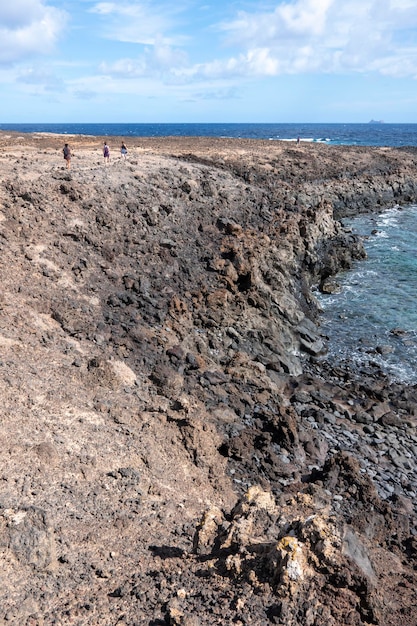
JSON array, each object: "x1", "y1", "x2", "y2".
[
  {"x1": 297, "y1": 136, "x2": 300, "y2": 144},
  {"x1": 120, "y1": 142, "x2": 128, "y2": 160},
  {"x1": 103, "y1": 142, "x2": 110, "y2": 164},
  {"x1": 63, "y1": 143, "x2": 71, "y2": 169}
]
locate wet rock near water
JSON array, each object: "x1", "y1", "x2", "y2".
[{"x1": 0, "y1": 133, "x2": 416, "y2": 624}]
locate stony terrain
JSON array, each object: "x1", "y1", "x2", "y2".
[{"x1": 0, "y1": 132, "x2": 416, "y2": 625}]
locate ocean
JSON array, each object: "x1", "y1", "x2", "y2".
[
  {"x1": 1, "y1": 122, "x2": 417, "y2": 147},
  {"x1": 316, "y1": 205, "x2": 417, "y2": 384},
  {"x1": 2, "y1": 121, "x2": 416, "y2": 382}
]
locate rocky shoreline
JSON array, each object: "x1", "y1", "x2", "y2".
[{"x1": 0, "y1": 132, "x2": 416, "y2": 625}]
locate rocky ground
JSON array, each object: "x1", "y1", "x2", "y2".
[{"x1": 0, "y1": 132, "x2": 416, "y2": 625}]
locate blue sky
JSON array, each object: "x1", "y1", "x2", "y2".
[{"x1": 1, "y1": 0, "x2": 417, "y2": 122}]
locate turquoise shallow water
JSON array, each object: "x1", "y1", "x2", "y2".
[{"x1": 317, "y1": 205, "x2": 417, "y2": 384}]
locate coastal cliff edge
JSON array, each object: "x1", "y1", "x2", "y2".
[{"x1": 0, "y1": 133, "x2": 416, "y2": 625}]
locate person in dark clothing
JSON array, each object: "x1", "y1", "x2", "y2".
[
  {"x1": 63, "y1": 143, "x2": 71, "y2": 169},
  {"x1": 103, "y1": 142, "x2": 110, "y2": 164}
]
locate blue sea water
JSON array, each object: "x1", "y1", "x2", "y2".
[
  {"x1": 317, "y1": 205, "x2": 417, "y2": 384},
  {"x1": 1, "y1": 122, "x2": 417, "y2": 147}
]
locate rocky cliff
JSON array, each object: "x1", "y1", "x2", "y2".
[{"x1": 0, "y1": 133, "x2": 416, "y2": 625}]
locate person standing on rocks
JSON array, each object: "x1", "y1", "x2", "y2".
[
  {"x1": 63, "y1": 143, "x2": 71, "y2": 169},
  {"x1": 120, "y1": 142, "x2": 128, "y2": 160},
  {"x1": 103, "y1": 142, "x2": 110, "y2": 164}
]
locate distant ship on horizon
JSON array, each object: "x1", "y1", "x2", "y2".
[{"x1": 368, "y1": 119, "x2": 385, "y2": 124}]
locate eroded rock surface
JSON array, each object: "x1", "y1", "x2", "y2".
[{"x1": 0, "y1": 133, "x2": 416, "y2": 625}]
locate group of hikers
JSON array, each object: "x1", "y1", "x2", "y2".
[{"x1": 62, "y1": 141, "x2": 128, "y2": 169}]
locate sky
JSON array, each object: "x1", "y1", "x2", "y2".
[{"x1": 1, "y1": 0, "x2": 417, "y2": 123}]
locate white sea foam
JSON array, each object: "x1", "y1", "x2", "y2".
[
  {"x1": 377, "y1": 209, "x2": 401, "y2": 227},
  {"x1": 273, "y1": 136, "x2": 331, "y2": 144}
]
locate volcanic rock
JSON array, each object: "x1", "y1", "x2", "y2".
[{"x1": 0, "y1": 132, "x2": 416, "y2": 624}]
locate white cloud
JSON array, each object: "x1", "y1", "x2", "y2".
[
  {"x1": 0, "y1": 1, "x2": 67, "y2": 64},
  {"x1": 0, "y1": 2, "x2": 43, "y2": 28},
  {"x1": 210, "y1": 0, "x2": 417, "y2": 79},
  {"x1": 17, "y1": 65, "x2": 64, "y2": 91},
  {"x1": 369, "y1": 53, "x2": 417, "y2": 79},
  {"x1": 222, "y1": 0, "x2": 334, "y2": 43},
  {"x1": 89, "y1": 1, "x2": 186, "y2": 45},
  {"x1": 90, "y1": 0, "x2": 417, "y2": 91},
  {"x1": 99, "y1": 41, "x2": 188, "y2": 78},
  {"x1": 187, "y1": 86, "x2": 241, "y2": 101}
]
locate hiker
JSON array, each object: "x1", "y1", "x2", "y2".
[
  {"x1": 63, "y1": 143, "x2": 71, "y2": 169},
  {"x1": 103, "y1": 142, "x2": 110, "y2": 164},
  {"x1": 120, "y1": 142, "x2": 128, "y2": 160}
]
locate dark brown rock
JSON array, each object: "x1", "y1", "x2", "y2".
[{"x1": 0, "y1": 133, "x2": 416, "y2": 624}]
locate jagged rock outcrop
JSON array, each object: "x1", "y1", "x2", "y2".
[{"x1": 0, "y1": 133, "x2": 416, "y2": 624}]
